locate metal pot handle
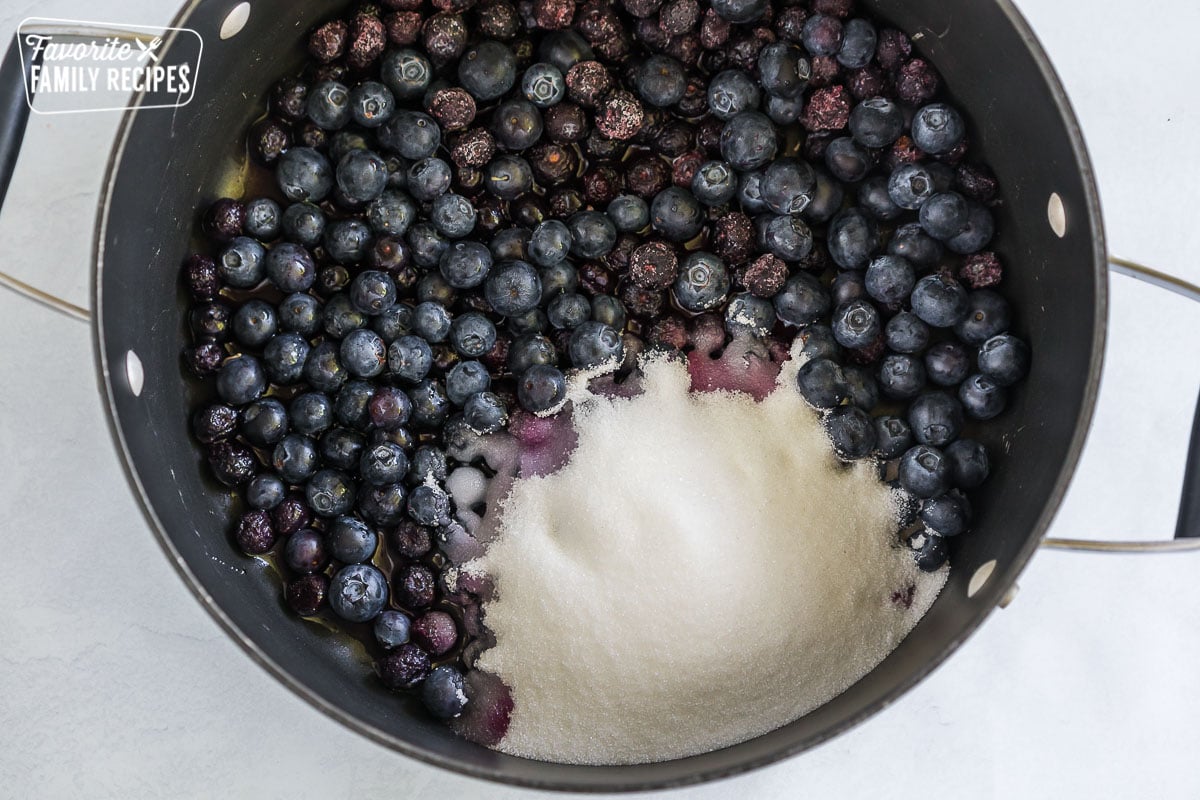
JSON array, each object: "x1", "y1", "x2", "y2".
[{"x1": 1043, "y1": 256, "x2": 1200, "y2": 553}]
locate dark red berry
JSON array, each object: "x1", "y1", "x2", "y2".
[
  {"x1": 433, "y1": 0, "x2": 477, "y2": 11},
  {"x1": 528, "y1": 143, "x2": 577, "y2": 184},
  {"x1": 450, "y1": 128, "x2": 496, "y2": 168},
  {"x1": 738, "y1": 254, "x2": 788, "y2": 298},
  {"x1": 384, "y1": 11, "x2": 422, "y2": 45},
  {"x1": 235, "y1": 510, "x2": 276, "y2": 555},
  {"x1": 711, "y1": 212, "x2": 754, "y2": 265},
  {"x1": 482, "y1": 335, "x2": 510, "y2": 372},
  {"x1": 801, "y1": 85, "x2": 850, "y2": 131},
  {"x1": 582, "y1": 165, "x2": 625, "y2": 205},
  {"x1": 847, "y1": 334, "x2": 887, "y2": 364},
  {"x1": 594, "y1": 32, "x2": 632, "y2": 62},
  {"x1": 413, "y1": 611, "x2": 459, "y2": 656},
  {"x1": 308, "y1": 19, "x2": 348, "y2": 63},
  {"x1": 548, "y1": 188, "x2": 585, "y2": 217},
  {"x1": 625, "y1": 154, "x2": 670, "y2": 198},
  {"x1": 565, "y1": 61, "x2": 612, "y2": 107},
  {"x1": 286, "y1": 574, "x2": 329, "y2": 616},
  {"x1": 391, "y1": 520, "x2": 433, "y2": 558},
  {"x1": 203, "y1": 198, "x2": 245, "y2": 243},
  {"x1": 629, "y1": 242, "x2": 679, "y2": 290},
  {"x1": 960, "y1": 252, "x2": 1003, "y2": 289},
  {"x1": 578, "y1": 261, "x2": 616, "y2": 296},
  {"x1": 846, "y1": 64, "x2": 887, "y2": 100},
  {"x1": 635, "y1": 17, "x2": 671, "y2": 50},
  {"x1": 665, "y1": 33, "x2": 701, "y2": 67},
  {"x1": 896, "y1": 58, "x2": 940, "y2": 105},
  {"x1": 183, "y1": 254, "x2": 220, "y2": 301},
  {"x1": 672, "y1": 150, "x2": 704, "y2": 188},
  {"x1": 192, "y1": 404, "x2": 238, "y2": 444},
  {"x1": 648, "y1": 315, "x2": 688, "y2": 349},
  {"x1": 575, "y1": 0, "x2": 622, "y2": 43},
  {"x1": 293, "y1": 119, "x2": 327, "y2": 150},
  {"x1": 423, "y1": 13, "x2": 468, "y2": 64},
  {"x1": 937, "y1": 136, "x2": 970, "y2": 166},
  {"x1": 774, "y1": 6, "x2": 807, "y2": 42},
  {"x1": 347, "y1": 9, "x2": 387, "y2": 70},
  {"x1": 619, "y1": 281, "x2": 665, "y2": 318},
  {"x1": 534, "y1": 0, "x2": 574, "y2": 28},
  {"x1": 659, "y1": 0, "x2": 699, "y2": 36},
  {"x1": 544, "y1": 102, "x2": 588, "y2": 143},
  {"x1": 623, "y1": 0, "x2": 662, "y2": 17},
  {"x1": 207, "y1": 441, "x2": 257, "y2": 487},
  {"x1": 272, "y1": 496, "x2": 313, "y2": 536},
  {"x1": 813, "y1": 0, "x2": 853, "y2": 18},
  {"x1": 956, "y1": 162, "x2": 999, "y2": 204},
  {"x1": 270, "y1": 77, "x2": 308, "y2": 121},
  {"x1": 428, "y1": 87, "x2": 476, "y2": 131},
  {"x1": 808, "y1": 54, "x2": 841, "y2": 88},
  {"x1": 247, "y1": 117, "x2": 292, "y2": 165},
  {"x1": 478, "y1": 0, "x2": 521, "y2": 38},
  {"x1": 726, "y1": 27, "x2": 776, "y2": 72},
  {"x1": 676, "y1": 77, "x2": 709, "y2": 117},
  {"x1": 185, "y1": 341, "x2": 224, "y2": 377},
  {"x1": 396, "y1": 563, "x2": 437, "y2": 609},
  {"x1": 312, "y1": 62, "x2": 349, "y2": 84},
  {"x1": 595, "y1": 91, "x2": 644, "y2": 140},
  {"x1": 378, "y1": 643, "x2": 431, "y2": 689},
  {"x1": 875, "y1": 28, "x2": 912, "y2": 71},
  {"x1": 886, "y1": 135, "x2": 924, "y2": 169},
  {"x1": 369, "y1": 235, "x2": 413, "y2": 272},
  {"x1": 603, "y1": 234, "x2": 639, "y2": 273},
  {"x1": 696, "y1": 116, "x2": 723, "y2": 155}
]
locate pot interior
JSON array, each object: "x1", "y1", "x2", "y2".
[{"x1": 95, "y1": 0, "x2": 1105, "y2": 790}]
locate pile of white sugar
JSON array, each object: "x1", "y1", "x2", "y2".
[{"x1": 466, "y1": 349, "x2": 947, "y2": 765}]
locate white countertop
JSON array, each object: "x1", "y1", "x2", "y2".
[{"x1": 2, "y1": 0, "x2": 1200, "y2": 797}]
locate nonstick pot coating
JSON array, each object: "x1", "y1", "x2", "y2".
[{"x1": 94, "y1": 0, "x2": 1105, "y2": 790}]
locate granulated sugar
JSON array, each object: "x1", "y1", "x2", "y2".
[{"x1": 466, "y1": 349, "x2": 947, "y2": 765}]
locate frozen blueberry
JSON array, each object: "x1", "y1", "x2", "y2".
[
  {"x1": 374, "y1": 610, "x2": 412, "y2": 649},
  {"x1": 924, "y1": 341, "x2": 971, "y2": 387},
  {"x1": 349, "y1": 80, "x2": 395, "y2": 128},
  {"x1": 761, "y1": 158, "x2": 816, "y2": 215},
  {"x1": 382, "y1": 49, "x2": 433, "y2": 100},
  {"x1": 945, "y1": 202, "x2": 995, "y2": 255},
  {"x1": 724, "y1": 292, "x2": 776, "y2": 337},
  {"x1": 246, "y1": 473, "x2": 287, "y2": 511},
  {"x1": 492, "y1": 98, "x2": 544, "y2": 151},
  {"x1": 691, "y1": 161, "x2": 738, "y2": 206},
  {"x1": 408, "y1": 445, "x2": 448, "y2": 485},
  {"x1": 774, "y1": 271, "x2": 831, "y2": 326},
  {"x1": 824, "y1": 137, "x2": 872, "y2": 183},
  {"x1": 408, "y1": 222, "x2": 451, "y2": 269},
  {"x1": 290, "y1": 392, "x2": 333, "y2": 436},
  {"x1": 464, "y1": 391, "x2": 509, "y2": 434},
  {"x1": 324, "y1": 219, "x2": 373, "y2": 264},
  {"x1": 337, "y1": 149, "x2": 388, "y2": 204},
  {"x1": 407, "y1": 157, "x2": 453, "y2": 202},
  {"x1": 795, "y1": 358, "x2": 847, "y2": 410},
  {"x1": 518, "y1": 364, "x2": 567, "y2": 412},
  {"x1": 276, "y1": 147, "x2": 334, "y2": 203},
  {"x1": 548, "y1": 293, "x2": 592, "y2": 329},
  {"x1": 529, "y1": 220, "x2": 572, "y2": 267},
  {"x1": 707, "y1": 70, "x2": 761, "y2": 121},
  {"x1": 888, "y1": 164, "x2": 935, "y2": 211},
  {"x1": 320, "y1": 427, "x2": 366, "y2": 471},
  {"x1": 824, "y1": 406, "x2": 876, "y2": 460},
  {"x1": 217, "y1": 237, "x2": 267, "y2": 289},
  {"x1": 372, "y1": 303, "x2": 415, "y2": 343},
  {"x1": 407, "y1": 379, "x2": 451, "y2": 428},
  {"x1": 919, "y1": 192, "x2": 970, "y2": 240},
  {"x1": 636, "y1": 55, "x2": 687, "y2": 107},
  {"x1": 650, "y1": 187, "x2": 704, "y2": 242},
  {"x1": 282, "y1": 201, "x2": 326, "y2": 246},
  {"x1": 379, "y1": 111, "x2": 441, "y2": 160},
  {"x1": 538, "y1": 30, "x2": 594, "y2": 73},
  {"x1": 946, "y1": 439, "x2": 990, "y2": 488},
  {"x1": 244, "y1": 198, "x2": 281, "y2": 241},
  {"x1": 307, "y1": 80, "x2": 351, "y2": 129},
  {"x1": 485, "y1": 261, "x2": 543, "y2": 317},
  {"x1": 908, "y1": 391, "x2": 964, "y2": 447},
  {"x1": 305, "y1": 469, "x2": 358, "y2": 518},
  {"x1": 412, "y1": 302, "x2": 453, "y2": 344},
  {"x1": 241, "y1": 398, "x2": 288, "y2": 447},
  {"x1": 921, "y1": 492, "x2": 970, "y2": 536},
  {"x1": 568, "y1": 211, "x2": 618, "y2": 257},
  {"x1": 445, "y1": 360, "x2": 492, "y2": 406},
  {"x1": 758, "y1": 42, "x2": 810, "y2": 100},
  {"x1": 910, "y1": 274, "x2": 969, "y2": 327},
  {"x1": 607, "y1": 194, "x2": 650, "y2": 232},
  {"x1": 673, "y1": 251, "x2": 729, "y2": 312},
  {"x1": 888, "y1": 223, "x2": 943, "y2": 269},
  {"x1": 423, "y1": 666, "x2": 469, "y2": 719},
  {"x1": 912, "y1": 103, "x2": 966, "y2": 155},
  {"x1": 273, "y1": 433, "x2": 318, "y2": 483},
  {"x1": 327, "y1": 515, "x2": 379, "y2": 563},
  {"x1": 831, "y1": 299, "x2": 880, "y2": 349},
  {"x1": 509, "y1": 335, "x2": 558, "y2": 374},
  {"x1": 336, "y1": 329, "x2": 386, "y2": 379},
  {"x1": 284, "y1": 528, "x2": 328, "y2": 574},
  {"x1": 878, "y1": 353, "x2": 926, "y2": 399},
  {"x1": 329, "y1": 563, "x2": 388, "y2": 623},
  {"x1": 827, "y1": 208, "x2": 877, "y2": 269},
  {"x1": 484, "y1": 155, "x2": 534, "y2": 199},
  {"x1": 720, "y1": 111, "x2": 777, "y2": 171},
  {"x1": 216, "y1": 355, "x2": 266, "y2": 406},
  {"x1": 568, "y1": 321, "x2": 624, "y2": 368},
  {"x1": 522, "y1": 62, "x2": 566, "y2": 107},
  {"x1": 459, "y1": 40, "x2": 518, "y2": 101},
  {"x1": 898, "y1": 445, "x2": 951, "y2": 498},
  {"x1": 978, "y1": 333, "x2": 1030, "y2": 387},
  {"x1": 408, "y1": 483, "x2": 452, "y2": 527},
  {"x1": 874, "y1": 415, "x2": 913, "y2": 460},
  {"x1": 908, "y1": 528, "x2": 948, "y2": 572},
  {"x1": 837, "y1": 18, "x2": 877, "y2": 69},
  {"x1": 367, "y1": 190, "x2": 417, "y2": 237},
  {"x1": 449, "y1": 313, "x2": 497, "y2": 358}
]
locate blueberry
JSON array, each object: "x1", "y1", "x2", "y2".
[
  {"x1": 408, "y1": 483, "x2": 452, "y2": 527},
  {"x1": 329, "y1": 563, "x2": 387, "y2": 623},
  {"x1": 690, "y1": 161, "x2": 737, "y2": 207},
  {"x1": 878, "y1": 353, "x2": 926, "y2": 399},
  {"x1": 720, "y1": 112, "x2": 777, "y2": 171},
  {"x1": 273, "y1": 433, "x2": 319, "y2": 483},
  {"x1": 492, "y1": 98, "x2": 543, "y2": 151},
  {"x1": 244, "y1": 198, "x2": 281, "y2": 241},
  {"x1": 290, "y1": 392, "x2": 333, "y2": 436},
  {"x1": 430, "y1": 246, "x2": 489, "y2": 295},
  {"x1": 725, "y1": 292, "x2": 777, "y2": 337},
  {"x1": 945, "y1": 202, "x2": 995, "y2": 255},
  {"x1": 568, "y1": 211, "x2": 618, "y2": 257},
  {"x1": 824, "y1": 137, "x2": 872, "y2": 183},
  {"x1": 518, "y1": 364, "x2": 568, "y2": 412},
  {"x1": 737, "y1": 170, "x2": 769, "y2": 214},
  {"x1": 607, "y1": 194, "x2": 650, "y2": 232},
  {"x1": 912, "y1": 103, "x2": 967, "y2": 155},
  {"x1": 349, "y1": 270, "x2": 397, "y2": 316},
  {"x1": 379, "y1": 111, "x2": 441, "y2": 160},
  {"x1": 880, "y1": 298, "x2": 932, "y2": 348},
  {"x1": 217, "y1": 236, "x2": 267, "y2": 288},
  {"x1": 264, "y1": 242, "x2": 317, "y2": 293},
  {"x1": 538, "y1": 30, "x2": 594, "y2": 73},
  {"x1": 276, "y1": 147, "x2": 334, "y2": 203},
  {"x1": 874, "y1": 415, "x2": 913, "y2": 460},
  {"x1": 802, "y1": 171, "x2": 845, "y2": 224},
  {"x1": 858, "y1": 177, "x2": 903, "y2": 222},
  {"x1": 802, "y1": 14, "x2": 843, "y2": 56},
  {"x1": 381, "y1": 49, "x2": 433, "y2": 100},
  {"x1": 795, "y1": 358, "x2": 846, "y2": 410},
  {"x1": 367, "y1": 387, "x2": 412, "y2": 431},
  {"x1": 241, "y1": 399, "x2": 288, "y2": 447},
  {"x1": 448, "y1": 313, "x2": 497, "y2": 358},
  {"x1": 375, "y1": 610, "x2": 412, "y2": 649},
  {"x1": 408, "y1": 445, "x2": 448, "y2": 485},
  {"x1": 711, "y1": 0, "x2": 768, "y2": 22},
  {"x1": 349, "y1": 80, "x2": 395, "y2": 128},
  {"x1": 910, "y1": 274, "x2": 969, "y2": 327},
  {"x1": 216, "y1": 355, "x2": 266, "y2": 405},
  {"x1": 367, "y1": 190, "x2": 417, "y2": 237},
  {"x1": 773, "y1": 271, "x2": 831, "y2": 326},
  {"x1": 484, "y1": 155, "x2": 534, "y2": 199},
  {"x1": 832, "y1": 299, "x2": 881, "y2": 349},
  {"x1": 509, "y1": 335, "x2": 558, "y2": 374},
  {"x1": 919, "y1": 192, "x2": 970, "y2": 240},
  {"x1": 323, "y1": 294, "x2": 367, "y2": 339},
  {"x1": 548, "y1": 293, "x2": 592, "y2": 330},
  {"x1": 324, "y1": 218, "x2": 373, "y2": 265},
  {"x1": 832, "y1": 270, "x2": 867, "y2": 307},
  {"x1": 887, "y1": 164, "x2": 935, "y2": 211},
  {"x1": 650, "y1": 187, "x2": 704, "y2": 243},
  {"x1": 946, "y1": 439, "x2": 990, "y2": 488},
  {"x1": 823, "y1": 405, "x2": 874, "y2": 459},
  {"x1": 372, "y1": 302, "x2": 415, "y2": 343},
  {"x1": 591, "y1": 295, "x2": 627, "y2": 330},
  {"x1": 955, "y1": 290, "x2": 1011, "y2": 345},
  {"x1": 306, "y1": 80, "x2": 350, "y2": 129},
  {"x1": 529, "y1": 220, "x2": 572, "y2": 266},
  {"x1": 636, "y1": 55, "x2": 687, "y2": 107},
  {"x1": 707, "y1": 70, "x2": 761, "y2": 121},
  {"x1": 761, "y1": 159, "x2": 816, "y2": 216},
  {"x1": 443, "y1": 360, "x2": 490, "y2": 406},
  {"x1": 898, "y1": 445, "x2": 951, "y2": 498},
  {"x1": 464, "y1": 392, "x2": 509, "y2": 434},
  {"x1": 388, "y1": 335, "x2": 434, "y2": 382},
  {"x1": 284, "y1": 528, "x2": 328, "y2": 575},
  {"x1": 907, "y1": 528, "x2": 948, "y2": 571},
  {"x1": 673, "y1": 251, "x2": 729, "y2": 312},
  {"x1": 459, "y1": 40, "x2": 518, "y2": 101},
  {"x1": 319, "y1": 427, "x2": 366, "y2": 471},
  {"x1": 485, "y1": 261, "x2": 543, "y2": 317},
  {"x1": 920, "y1": 493, "x2": 970, "y2": 536},
  {"x1": 908, "y1": 391, "x2": 964, "y2": 448},
  {"x1": 766, "y1": 94, "x2": 805, "y2": 125},
  {"x1": 231, "y1": 300, "x2": 277, "y2": 349},
  {"x1": 568, "y1": 321, "x2": 624, "y2": 369},
  {"x1": 864, "y1": 255, "x2": 915, "y2": 307},
  {"x1": 407, "y1": 222, "x2": 451, "y2": 269},
  {"x1": 842, "y1": 364, "x2": 880, "y2": 410},
  {"x1": 522, "y1": 62, "x2": 565, "y2": 108},
  {"x1": 335, "y1": 380, "x2": 375, "y2": 430},
  {"x1": 827, "y1": 208, "x2": 877, "y2": 269},
  {"x1": 978, "y1": 333, "x2": 1030, "y2": 387},
  {"x1": 837, "y1": 18, "x2": 877, "y2": 68},
  {"x1": 407, "y1": 157, "x2": 453, "y2": 202},
  {"x1": 413, "y1": 302, "x2": 453, "y2": 343},
  {"x1": 758, "y1": 42, "x2": 810, "y2": 100},
  {"x1": 407, "y1": 379, "x2": 451, "y2": 428},
  {"x1": 335, "y1": 149, "x2": 388, "y2": 205},
  {"x1": 339, "y1": 329, "x2": 387, "y2": 379},
  {"x1": 281, "y1": 201, "x2": 326, "y2": 247},
  {"x1": 325, "y1": 515, "x2": 377, "y2": 563},
  {"x1": 303, "y1": 341, "x2": 348, "y2": 394},
  {"x1": 328, "y1": 131, "x2": 370, "y2": 164},
  {"x1": 306, "y1": 469, "x2": 358, "y2": 518},
  {"x1": 924, "y1": 341, "x2": 971, "y2": 387},
  {"x1": 888, "y1": 223, "x2": 943, "y2": 268},
  {"x1": 423, "y1": 665, "x2": 469, "y2": 719}
]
